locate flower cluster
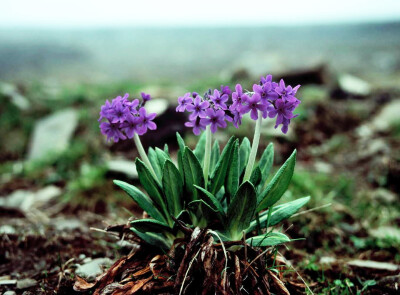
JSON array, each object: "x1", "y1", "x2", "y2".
[
  {"x1": 99, "y1": 93, "x2": 157, "y2": 142},
  {"x1": 177, "y1": 75, "x2": 301, "y2": 134}
]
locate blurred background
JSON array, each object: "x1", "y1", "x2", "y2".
[{"x1": 1, "y1": 0, "x2": 400, "y2": 293}]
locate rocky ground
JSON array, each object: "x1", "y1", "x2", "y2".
[{"x1": 0, "y1": 66, "x2": 399, "y2": 294}]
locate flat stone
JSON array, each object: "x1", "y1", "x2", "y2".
[
  {"x1": 75, "y1": 258, "x2": 114, "y2": 282},
  {"x1": 0, "y1": 279, "x2": 17, "y2": 285},
  {"x1": 338, "y1": 74, "x2": 371, "y2": 96},
  {"x1": 16, "y1": 278, "x2": 37, "y2": 289},
  {"x1": 369, "y1": 226, "x2": 400, "y2": 242},
  {"x1": 4, "y1": 291, "x2": 17, "y2": 295},
  {"x1": 145, "y1": 99, "x2": 169, "y2": 116},
  {"x1": 370, "y1": 99, "x2": 400, "y2": 132},
  {"x1": 0, "y1": 186, "x2": 61, "y2": 212},
  {"x1": 347, "y1": 260, "x2": 399, "y2": 271},
  {"x1": 28, "y1": 109, "x2": 78, "y2": 160},
  {"x1": 106, "y1": 159, "x2": 138, "y2": 178}
]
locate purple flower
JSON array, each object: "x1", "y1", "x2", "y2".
[
  {"x1": 98, "y1": 99, "x2": 113, "y2": 122},
  {"x1": 186, "y1": 96, "x2": 210, "y2": 120},
  {"x1": 210, "y1": 89, "x2": 228, "y2": 110},
  {"x1": 201, "y1": 109, "x2": 227, "y2": 133},
  {"x1": 275, "y1": 79, "x2": 300, "y2": 101},
  {"x1": 220, "y1": 85, "x2": 231, "y2": 96},
  {"x1": 231, "y1": 84, "x2": 249, "y2": 111},
  {"x1": 260, "y1": 74, "x2": 273, "y2": 85},
  {"x1": 141, "y1": 92, "x2": 152, "y2": 102},
  {"x1": 137, "y1": 107, "x2": 157, "y2": 135},
  {"x1": 241, "y1": 93, "x2": 268, "y2": 120},
  {"x1": 120, "y1": 113, "x2": 140, "y2": 139},
  {"x1": 231, "y1": 110, "x2": 243, "y2": 128},
  {"x1": 127, "y1": 99, "x2": 139, "y2": 114},
  {"x1": 100, "y1": 121, "x2": 126, "y2": 142},
  {"x1": 176, "y1": 93, "x2": 192, "y2": 112},
  {"x1": 254, "y1": 83, "x2": 278, "y2": 102},
  {"x1": 110, "y1": 101, "x2": 129, "y2": 123},
  {"x1": 185, "y1": 118, "x2": 207, "y2": 135}
]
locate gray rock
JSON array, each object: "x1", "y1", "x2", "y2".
[
  {"x1": 370, "y1": 100, "x2": 400, "y2": 132},
  {"x1": 0, "y1": 186, "x2": 61, "y2": 212},
  {"x1": 54, "y1": 218, "x2": 84, "y2": 231},
  {"x1": 106, "y1": 159, "x2": 137, "y2": 178},
  {"x1": 4, "y1": 291, "x2": 17, "y2": 295},
  {"x1": 319, "y1": 256, "x2": 336, "y2": 264},
  {"x1": 369, "y1": 226, "x2": 400, "y2": 242},
  {"x1": 16, "y1": 278, "x2": 37, "y2": 289},
  {"x1": 28, "y1": 109, "x2": 78, "y2": 160},
  {"x1": 0, "y1": 279, "x2": 17, "y2": 286},
  {"x1": 370, "y1": 188, "x2": 397, "y2": 203},
  {"x1": 0, "y1": 82, "x2": 30, "y2": 110},
  {"x1": 75, "y1": 258, "x2": 114, "y2": 282},
  {"x1": 0, "y1": 225, "x2": 16, "y2": 234},
  {"x1": 145, "y1": 99, "x2": 169, "y2": 116},
  {"x1": 347, "y1": 260, "x2": 399, "y2": 271},
  {"x1": 338, "y1": 74, "x2": 371, "y2": 96}
]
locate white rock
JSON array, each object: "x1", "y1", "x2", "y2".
[
  {"x1": 0, "y1": 82, "x2": 30, "y2": 110},
  {"x1": 0, "y1": 186, "x2": 61, "y2": 212},
  {"x1": 28, "y1": 109, "x2": 78, "y2": 160},
  {"x1": 370, "y1": 100, "x2": 400, "y2": 132},
  {"x1": 338, "y1": 74, "x2": 371, "y2": 96},
  {"x1": 369, "y1": 226, "x2": 400, "y2": 242},
  {"x1": 16, "y1": 278, "x2": 37, "y2": 289},
  {"x1": 347, "y1": 260, "x2": 399, "y2": 271},
  {"x1": 75, "y1": 258, "x2": 114, "y2": 281},
  {"x1": 106, "y1": 159, "x2": 137, "y2": 178},
  {"x1": 145, "y1": 99, "x2": 169, "y2": 116}
]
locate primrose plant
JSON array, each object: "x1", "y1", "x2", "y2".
[{"x1": 99, "y1": 76, "x2": 310, "y2": 250}]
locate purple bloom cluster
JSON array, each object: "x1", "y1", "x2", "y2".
[
  {"x1": 177, "y1": 75, "x2": 301, "y2": 134},
  {"x1": 98, "y1": 93, "x2": 157, "y2": 142}
]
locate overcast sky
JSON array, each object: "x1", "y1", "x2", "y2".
[{"x1": 2, "y1": 0, "x2": 400, "y2": 28}]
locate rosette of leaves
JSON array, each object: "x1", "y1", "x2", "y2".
[{"x1": 115, "y1": 132, "x2": 310, "y2": 249}]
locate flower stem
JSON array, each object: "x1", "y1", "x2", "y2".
[
  {"x1": 133, "y1": 133, "x2": 158, "y2": 179},
  {"x1": 243, "y1": 111, "x2": 262, "y2": 182},
  {"x1": 203, "y1": 125, "x2": 212, "y2": 188}
]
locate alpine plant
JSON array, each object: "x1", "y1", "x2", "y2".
[{"x1": 99, "y1": 75, "x2": 310, "y2": 250}]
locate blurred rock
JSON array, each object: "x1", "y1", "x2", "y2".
[
  {"x1": 28, "y1": 109, "x2": 78, "y2": 160},
  {"x1": 370, "y1": 188, "x2": 397, "y2": 203},
  {"x1": 314, "y1": 161, "x2": 333, "y2": 174},
  {"x1": 145, "y1": 98, "x2": 169, "y2": 116},
  {"x1": 106, "y1": 159, "x2": 138, "y2": 179},
  {"x1": 358, "y1": 138, "x2": 390, "y2": 159},
  {"x1": 370, "y1": 99, "x2": 400, "y2": 132},
  {"x1": 0, "y1": 82, "x2": 30, "y2": 110},
  {"x1": 347, "y1": 260, "x2": 399, "y2": 271},
  {"x1": 369, "y1": 226, "x2": 400, "y2": 242},
  {"x1": 277, "y1": 64, "x2": 330, "y2": 86},
  {"x1": 337, "y1": 74, "x2": 372, "y2": 97},
  {"x1": 319, "y1": 256, "x2": 336, "y2": 264},
  {"x1": 54, "y1": 218, "x2": 84, "y2": 231},
  {"x1": 75, "y1": 258, "x2": 114, "y2": 282},
  {"x1": 0, "y1": 225, "x2": 16, "y2": 234},
  {"x1": 16, "y1": 278, "x2": 37, "y2": 290},
  {"x1": 4, "y1": 291, "x2": 17, "y2": 295},
  {"x1": 0, "y1": 186, "x2": 61, "y2": 212}
]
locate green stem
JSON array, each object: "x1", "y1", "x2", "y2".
[
  {"x1": 203, "y1": 125, "x2": 212, "y2": 188},
  {"x1": 133, "y1": 133, "x2": 158, "y2": 179},
  {"x1": 243, "y1": 111, "x2": 262, "y2": 182}
]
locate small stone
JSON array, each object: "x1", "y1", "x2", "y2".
[
  {"x1": 106, "y1": 159, "x2": 138, "y2": 179},
  {"x1": 319, "y1": 256, "x2": 336, "y2": 264},
  {"x1": 28, "y1": 109, "x2": 78, "y2": 160},
  {"x1": 75, "y1": 258, "x2": 114, "y2": 282},
  {"x1": 145, "y1": 99, "x2": 168, "y2": 116},
  {"x1": 4, "y1": 291, "x2": 17, "y2": 295},
  {"x1": 16, "y1": 278, "x2": 37, "y2": 289},
  {"x1": 0, "y1": 279, "x2": 17, "y2": 285},
  {"x1": 370, "y1": 188, "x2": 397, "y2": 203},
  {"x1": 338, "y1": 74, "x2": 371, "y2": 96},
  {"x1": 0, "y1": 225, "x2": 16, "y2": 234},
  {"x1": 370, "y1": 99, "x2": 400, "y2": 132},
  {"x1": 369, "y1": 226, "x2": 400, "y2": 242},
  {"x1": 54, "y1": 218, "x2": 84, "y2": 231},
  {"x1": 0, "y1": 82, "x2": 30, "y2": 110},
  {"x1": 347, "y1": 260, "x2": 399, "y2": 271}
]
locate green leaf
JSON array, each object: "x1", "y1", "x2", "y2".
[
  {"x1": 130, "y1": 218, "x2": 172, "y2": 233},
  {"x1": 148, "y1": 147, "x2": 162, "y2": 181},
  {"x1": 135, "y1": 158, "x2": 167, "y2": 214},
  {"x1": 177, "y1": 150, "x2": 184, "y2": 180},
  {"x1": 268, "y1": 196, "x2": 310, "y2": 227},
  {"x1": 258, "y1": 143, "x2": 274, "y2": 188},
  {"x1": 239, "y1": 137, "x2": 251, "y2": 176},
  {"x1": 194, "y1": 185, "x2": 225, "y2": 218},
  {"x1": 257, "y1": 150, "x2": 297, "y2": 212},
  {"x1": 246, "y1": 232, "x2": 290, "y2": 247},
  {"x1": 130, "y1": 228, "x2": 171, "y2": 249},
  {"x1": 182, "y1": 147, "x2": 204, "y2": 201},
  {"x1": 176, "y1": 132, "x2": 185, "y2": 152},
  {"x1": 210, "y1": 140, "x2": 220, "y2": 173},
  {"x1": 209, "y1": 137, "x2": 236, "y2": 195},
  {"x1": 113, "y1": 180, "x2": 166, "y2": 223},
  {"x1": 162, "y1": 160, "x2": 183, "y2": 216},
  {"x1": 164, "y1": 143, "x2": 169, "y2": 154},
  {"x1": 250, "y1": 166, "x2": 262, "y2": 187},
  {"x1": 155, "y1": 147, "x2": 169, "y2": 170},
  {"x1": 194, "y1": 131, "x2": 206, "y2": 165},
  {"x1": 226, "y1": 181, "x2": 257, "y2": 240},
  {"x1": 246, "y1": 196, "x2": 310, "y2": 233},
  {"x1": 225, "y1": 140, "x2": 239, "y2": 199}
]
